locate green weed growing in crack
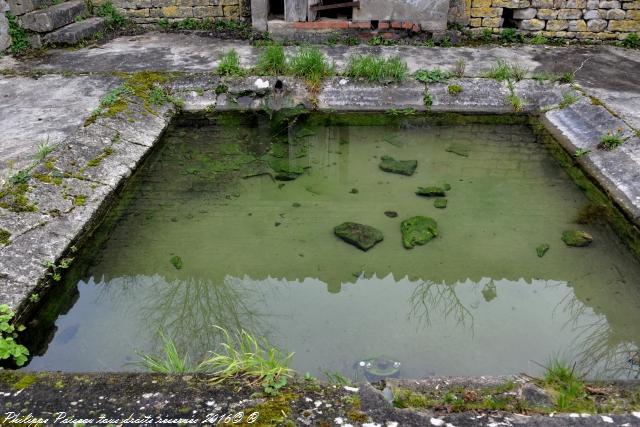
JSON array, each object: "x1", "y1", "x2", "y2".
[
  {"x1": 217, "y1": 49, "x2": 246, "y2": 76},
  {"x1": 483, "y1": 59, "x2": 527, "y2": 81},
  {"x1": 559, "y1": 91, "x2": 579, "y2": 109},
  {"x1": 43, "y1": 256, "x2": 74, "y2": 282},
  {"x1": 0, "y1": 304, "x2": 29, "y2": 367},
  {"x1": 414, "y1": 68, "x2": 451, "y2": 84},
  {"x1": 598, "y1": 128, "x2": 628, "y2": 150}
]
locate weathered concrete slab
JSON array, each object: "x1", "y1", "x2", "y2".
[
  {"x1": 542, "y1": 98, "x2": 640, "y2": 222},
  {"x1": 4, "y1": 34, "x2": 638, "y2": 129},
  {"x1": 19, "y1": 0, "x2": 86, "y2": 32},
  {"x1": 0, "y1": 75, "x2": 119, "y2": 180},
  {"x1": 317, "y1": 77, "x2": 426, "y2": 111},
  {"x1": 43, "y1": 17, "x2": 105, "y2": 45}
]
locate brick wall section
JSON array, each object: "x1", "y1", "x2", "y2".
[
  {"x1": 466, "y1": 0, "x2": 639, "y2": 39},
  {"x1": 106, "y1": 0, "x2": 243, "y2": 24}
]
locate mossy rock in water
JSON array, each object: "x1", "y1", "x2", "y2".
[
  {"x1": 562, "y1": 230, "x2": 593, "y2": 247},
  {"x1": 434, "y1": 198, "x2": 448, "y2": 209},
  {"x1": 416, "y1": 186, "x2": 446, "y2": 197},
  {"x1": 401, "y1": 216, "x2": 438, "y2": 249},
  {"x1": 334, "y1": 222, "x2": 384, "y2": 251},
  {"x1": 379, "y1": 156, "x2": 417, "y2": 176},
  {"x1": 536, "y1": 243, "x2": 550, "y2": 257},
  {"x1": 170, "y1": 255, "x2": 183, "y2": 270}
]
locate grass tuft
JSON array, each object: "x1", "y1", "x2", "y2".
[
  {"x1": 289, "y1": 46, "x2": 334, "y2": 91},
  {"x1": 598, "y1": 129, "x2": 627, "y2": 150},
  {"x1": 136, "y1": 332, "x2": 200, "y2": 373},
  {"x1": 344, "y1": 54, "x2": 407, "y2": 84},
  {"x1": 483, "y1": 59, "x2": 527, "y2": 81},
  {"x1": 201, "y1": 326, "x2": 294, "y2": 395},
  {"x1": 217, "y1": 49, "x2": 246, "y2": 76},
  {"x1": 256, "y1": 44, "x2": 288, "y2": 75}
]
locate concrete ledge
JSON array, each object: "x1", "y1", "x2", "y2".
[{"x1": 0, "y1": 372, "x2": 638, "y2": 426}]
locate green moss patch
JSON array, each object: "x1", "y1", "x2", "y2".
[{"x1": 0, "y1": 228, "x2": 11, "y2": 246}]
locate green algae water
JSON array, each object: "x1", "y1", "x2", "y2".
[{"x1": 25, "y1": 114, "x2": 640, "y2": 379}]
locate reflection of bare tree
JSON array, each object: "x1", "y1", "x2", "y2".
[
  {"x1": 408, "y1": 280, "x2": 475, "y2": 332},
  {"x1": 93, "y1": 274, "x2": 268, "y2": 359},
  {"x1": 555, "y1": 289, "x2": 640, "y2": 379}
]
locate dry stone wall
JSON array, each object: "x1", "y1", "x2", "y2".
[
  {"x1": 106, "y1": 0, "x2": 243, "y2": 24},
  {"x1": 467, "y1": 0, "x2": 640, "y2": 39},
  {"x1": 1, "y1": 0, "x2": 10, "y2": 52}
]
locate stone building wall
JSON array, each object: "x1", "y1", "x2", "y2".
[
  {"x1": 466, "y1": 0, "x2": 640, "y2": 39},
  {"x1": 1, "y1": 0, "x2": 10, "y2": 52},
  {"x1": 108, "y1": 0, "x2": 244, "y2": 24}
]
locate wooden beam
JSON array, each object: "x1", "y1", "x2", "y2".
[{"x1": 309, "y1": 1, "x2": 359, "y2": 12}]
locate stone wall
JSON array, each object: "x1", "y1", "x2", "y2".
[
  {"x1": 1, "y1": 0, "x2": 10, "y2": 52},
  {"x1": 108, "y1": 0, "x2": 244, "y2": 24},
  {"x1": 466, "y1": 0, "x2": 640, "y2": 39}
]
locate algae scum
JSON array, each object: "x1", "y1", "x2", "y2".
[{"x1": 25, "y1": 113, "x2": 640, "y2": 379}]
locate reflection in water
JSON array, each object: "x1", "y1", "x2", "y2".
[
  {"x1": 93, "y1": 275, "x2": 267, "y2": 358},
  {"x1": 556, "y1": 291, "x2": 640, "y2": 379},
  {"x1": 408, "y1": 279, "x2": 475, "y2": 331},
  {"x1": 26, "y1": 274, "x2": 640, "y2": 379}
]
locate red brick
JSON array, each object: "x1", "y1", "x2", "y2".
[
  {"x1": 349, "y1": 20, "x2": 371, "y2": 29},
  {"x1": 380, "y1": 31, "x2": 401, "y2": 39},
  {"x1": 401, "y1": 20, "x2": 414, "y2": 29},
  {"x1": 378, "y1": 21, "x2": 390, "y2": 29},
  {"x1": 411, "y1": 23, "x2": 421, "y2": 32},
  {"x1": 391, "y1": 20, "x2": 403, "y2": 29},
  {"x1": 292, "y1": 20, "x2": 349, "y2": 29}
]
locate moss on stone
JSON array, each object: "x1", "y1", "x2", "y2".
[
  {"x1": 0, "y1": 183, "x2": 37, "y2": 213},
  {"x1": 416, "y1": 186, "x2": 446, "y2": 197},
  {"x1": 561, "y1": 230, "x2": 593, "y2": 247},
  {"x1": 12, "y1": 373, "x2": 38, "y2": 391},
  {"x1": 238, "y1": 393, "x2": 296, "y2": 426},
  {"x1": 0, "y1": 228, "x2": 11, "y2": 246},
  {"x1": 536, "y1": 243, "x2": 550, "y2": 257},
  {"x1": 434, "y1": 198, "x2": 448, "y2": 209},
  {"x1": 401, "y1": 216, "x2": 438, "y2": 249},
  {"x1": 379, "y1": 155, "x2": 418, "y2": 176},
  {"x1": 73, "y1": 195, "x2": 87, "y2": 207}
]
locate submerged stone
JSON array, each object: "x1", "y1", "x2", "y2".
[
  {"x1": 384, "y1": 211, "x2": 398, "y2": 218},
  {"x1": 434, "y1": 198, "x2": 448, "y2": 209},
  {"x1": 443, "y1": 183, "x2": 452, "y2": 191},
  {"x1": 536, "y1": 243, "x2": 550, "y2": 257},
  {"x1": 446, "y1": 144, "x2": 470, "y2": 157},
  {"x1": 334, "y1": 222, "x2": 384, "y2": 251},
  {"x1": 379, "y1": 156, "x2": 417, "y2": 176},
  {"x1": 562, "y1": 230, "x2": 593, "y2": 247},
  {"x1": 350, "y1": 188, "x2": 359, "y2": 194},
  {"x1": 401, "y1": 216, "x2": 438, "y2": 249},
  {"x1": 416, "y1": 186, "x2": 446, "y2": 197}
]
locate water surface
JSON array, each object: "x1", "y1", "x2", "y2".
[{"x1": 25, "y1": 115, "x2": 640, "y2": 379}]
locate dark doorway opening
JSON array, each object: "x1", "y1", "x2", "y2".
[
  {"x1": 502, "y1": 8, "x2": 517, "y2": 28},
  {"x1": 268, "y1": 0, "x2": 285, "y2": 19}
]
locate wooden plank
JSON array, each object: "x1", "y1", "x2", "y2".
[
  {"x1": 285, "y1": 0, "x2": 307, "y2": 21},
  {"x1": 309, "y1": 1, "x2": 359, "y2": 12}
]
